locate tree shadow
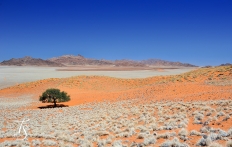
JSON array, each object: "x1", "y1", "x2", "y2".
[{"x1": 38, "y1": 104, "x2": 69, "y2": 109}]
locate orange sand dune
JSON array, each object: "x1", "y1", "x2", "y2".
[{"x1": 0, "y1": 66, "x2": 231, "y2": 109}]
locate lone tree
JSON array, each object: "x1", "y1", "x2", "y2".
[{"x1": 39, "y1": 88, "x2": 70, "y2": 107}]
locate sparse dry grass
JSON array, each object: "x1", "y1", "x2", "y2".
[{"x1": 0, "y1": 99, "x2": 231, "y2": 146}]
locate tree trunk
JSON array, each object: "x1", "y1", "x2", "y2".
[{"x1": 53, "y1": 98, "x2": 57, "y2": 107}]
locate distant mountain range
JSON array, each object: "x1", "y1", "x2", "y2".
[
  {"x1": 219, "y1": 63, "x2": 232, "y2": 66},
  {"x1": 0, "y1": 56, "x2": 63, "y2": 67},
  {"x1": 0, "y1": 55, "x2": 198, "y2": 67},
  {"x1": 140, "y1": 59, "x2": 196, "y2": 67},
  {"x1": 48, "y1": 55, "x2": 146, "y2": 67}
]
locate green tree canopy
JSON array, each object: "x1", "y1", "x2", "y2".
[{"x1": 39, "y1": 88, "x2": 70, "y2": 107}]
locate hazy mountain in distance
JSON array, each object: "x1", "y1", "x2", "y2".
[
  {"x1": 0, "y1": 55, "x2": 198, "y2": 67},
  {"x1": 141, "y1": 59, "x2": 197, "y2": 67},
  {"x1": 0, "y1": 56, "x2": 64, "y2": 67}
]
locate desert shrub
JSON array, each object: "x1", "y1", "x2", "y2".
[
  {"x1": 79, "y1": 139, "x2": 93, "y2": 147},
  {"x1": 228, "y1": 128, "x2": 232, "y2": 136},
  {"x1": 0, "y1": 131, "x2": 5, "y2": 138},
  {"x1": 149, "y1": 123, "x2": 158, "y2": 131},
  {"x1": 143, "y1": 135, "x2": 156, "y2": 145},
  {"x1": 106, "y1": 138, "x2": 112, "y2": 144},
  {"x1": 130, "y1": 142, "x2": 138, "y2": 147},
  {"x1": 158, "y1": 126, "x2": 165, "y2": 130},
  {"x1": 9, "y1": 140, "x2": 30, "y2": 147},
  {"x1": 114, "y1": 128, "x2": 121, "y2": 134},
  {"x1": 227, "y1": 140, "x2": 232, "y2": 147},
  {"x1": 43, "y1": 134, "x2": 56, "y2": 139},
  {"x1": 1, "y1": 140, "x2": 18, "y2": 147},
  {"x1": 56, "y1": 133, "x2": 71, "y2": 141},
  {"x1": 32, "y1": 139, "x2": 41, "y2": 146},
  {"x1": 62, "y1": 143, "x2": 73, "y2": 147},
  {"x1": 207, "y1": 116, "x2": 213, "y2": 122},
  {"x1": 127, "y1": 122, "x2": 135, "y2": 128},
  {"x1": 169, "y1": 131, "x2": 177, "y2": 137},
  {"x1": 194, "y1": 119, "x2": 203, "y2": 124},
  {"x1": 212, "y1": 116, "x2": 218, "y2": 121},
  {"x1": 160, "y1": 137, "x2": 189, "y2": 147},
  {"x1": 95, "y1": 131, "x2": 109, "y2": 136},
  {"x1": 190, "y1": 130, "x2": 202, "y2": 136},
  {"x1": 178, "y1": 128, "x2": 188, "y2": 137},
  {"x1": 0, "y1": 140, "x2": 10, "y2": 146},
  {"x1": 201, "y1": 106, "x2": 211, "y2": 111},
  {"x1": 157, "y1": 133, "x2": 170, "y2": 139},
  {"x1": 117, "y1": 132, "x2": 129, "y2": 138},
  {"x1": 57, "y1": 140, "x2": 65, "y2": 146},
  {"x1": 137, "y1": 125, "x2": 148, "y2": 133},
  {"x1": 203, "y1": 120, "x2": 210, "y2": 126},
  {"x1": 209, "y1": 133, "x2": 221, "y2": 141},
  {"x1": 209, "y1": 142, "x2": 223, "y2": 147},
  {"x1": 137, "y1": 133, "x2": 147, "y2": 139},
  {"x1": 209, "y1": 128, "x2": 219, "y2": 133},
  {"x1": 42, "y1": 139, "x2": 57, "y2": 146},
  {"x1": 216, "y1": 111, "x2": 225, "y2": 117},
  {"x1": 112, "y1": 140, "x2": 123, "y2": 147},
  {"x1": 223, "y1": 115, "x2": 230, "y2": 121},
  {"x1": 218, "y1": 129, "x2": 229, "y2": 137},
  {"x1": 128, "y1": 127, "x2": 136, "y2": 136},
  {"x1": 164, "y1": 125, "x2": 174, "y2": 130},
  {"x1": 206, "y1": 112, "x2": 212, "y2": 116},
  {"x1": 97, "y1": 139, "x2": 106, "y2": 147},
  {"x1": 196, "y1": 135, "x2": 212, "y2": 146},
  {"x1": 195, "y1": 113, "x2": 204, "y2": 120},
  {"x1": 200, "y1": 126, "x2": 210, "y2": 133},
  {"x1": 178, "y1": 121, "x2": 187, "y2": 128}
]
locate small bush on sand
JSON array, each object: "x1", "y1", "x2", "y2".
[
  {"x1": 219, "y1": 129, "x2": 229, "y2": 137},
  {"x1": 143, "y1": 135, "x2": 156, "y2": 145},
  {"x1": 79, "y1": 140, "x2": 93, "y2": 147},
  {"x1": 190, "y1": 130, "x2": 202, "y2": 136},
  {"x1": 112, "y1": 140, "x2": 123, "y2": 147},
  {"x1": 228, "y1": 128, "x2": 232, "y2": 136},
  {"x1": 209, "y1": 142, "x2": 223, "y2": 147},
  {"x1": 223, "y1": 115, "x2": 230, "y2": 121},
  {"x1": 200, "y1": 126, "x2": 209, "y2": 133},
  {"x1": 137, "y1": 133, "x2": 146, "y2": 139},
  {"x1": 178, "y1": 128, "x2": 188, "y2": 137},
  {"x1": 157, "y1": 132, "x2": 170, "y2": 139},
  {"x1": 42, "y1": 139, "x2": 57, "y2": 146},
  {"x1": 209, "y1": 133, "x2": 220, "y2": 141},
  {"x1": 196, "y1": 135, "x2": 212, "y2": 146},
  {"x1": 32, "y1": 139, "x2": 41, "y2": 146},
  {"x1": 160, "y1": 137, "x2": 189, "y2": 147},
  {"x1": 226, "y1": 140, "x2": 232, "y2": 147}
]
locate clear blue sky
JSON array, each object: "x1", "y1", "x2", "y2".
[{"x1": 0, "y1": 0, "x2": 232, "y2": 66}]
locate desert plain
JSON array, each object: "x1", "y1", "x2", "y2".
[{"x1": 0, "y1": 65, "x2": 232, "y2": 147}]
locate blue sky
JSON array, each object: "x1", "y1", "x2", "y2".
[{"x1": 0, "y1": 0, "x2": 232, "y2": 66}]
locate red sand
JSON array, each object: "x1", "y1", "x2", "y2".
[
  {"x1": 0, "y1": 66, "x2": 232, "y2": 146},
  {"x1": 0, "y1": 66, "x2": 231, "y2": 109}
]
